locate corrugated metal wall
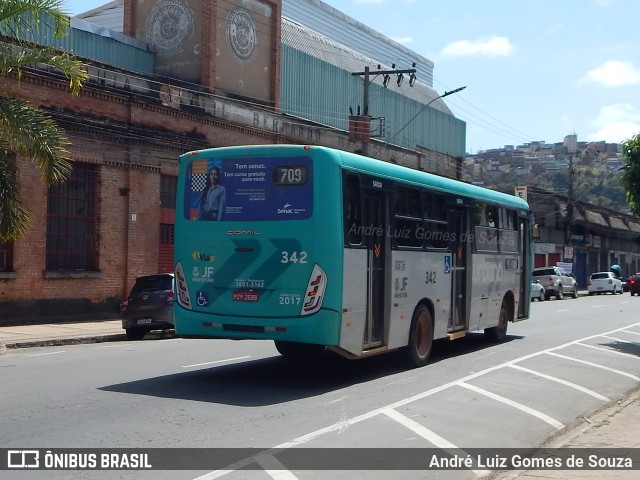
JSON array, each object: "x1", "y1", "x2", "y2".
[
  {"x1": 4, "y1": 13, "x2": 154, "y2": 75},
  {"x1": 280, "y1": 44, "x2": 466, "y2": 158}
]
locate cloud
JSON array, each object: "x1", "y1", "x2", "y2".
[
  {"x1": 587, "y1": 103, "x2": 640, "y2": 143},
  {"x1": 440, "y1": 36, "x2": 515, "y2": 58},
  {"x1": 579, "y1": 61, "x2": 640, "y2": 87}
]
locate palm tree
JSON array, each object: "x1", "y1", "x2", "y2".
[{"x1": 0, "y1": 0, "x2": 88, "y2": 241}]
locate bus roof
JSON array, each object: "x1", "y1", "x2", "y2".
[{"x1": 180, "y1": 145, "x2": 529, "y2": 210}]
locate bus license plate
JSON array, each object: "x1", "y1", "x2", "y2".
[
  {"x1": 232, "y1": 291, "x2": 259, "y2": 302},
  {"x1": 137, "y1": 318, "x2": 152, "y2": 324}
]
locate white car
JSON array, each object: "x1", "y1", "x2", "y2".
[
  {"x1": 530, "y1": 280, "x2": 545, "y2": 302},
  {"x1": 588, "y1": 272, "x2": 623, "y2": 295}
]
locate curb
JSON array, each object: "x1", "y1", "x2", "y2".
[{"x1": 1, "y1": 330, "x2": 176, "y2": 351}]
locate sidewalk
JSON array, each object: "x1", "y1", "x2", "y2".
[
  {"x1": 0, "y1": 318, "x2": 173, "y2": 350},
  {"x1": 0, "y1": 318, "x2": 638, "y2": 478}
]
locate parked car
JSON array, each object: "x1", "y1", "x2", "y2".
[
  {"x1": 622, "y1": 277, "x2": 629, "y2": 292},
  {"x1": 587, "y1": 272, "x2": 623, "y2": 295},
  {"x1": 530, "y1": 279, "x2": 545, "y2": 302},
  {"x1": 121, "y1": 273, "x2": 175, "y2": 340},
  {"x1": 627, "y1": 274, "x2": 640, "y2": 296},
  {"x1": 532, "y1": 266, "x2": 578, "y2": 300}
]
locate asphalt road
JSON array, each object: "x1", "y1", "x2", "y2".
[{"x1": 2, "y1": 293, "x2": 640, "y2": 480}]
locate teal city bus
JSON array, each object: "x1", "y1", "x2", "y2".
[{"x1": 174, "y1": 145, "x2": 532, "y2": 367}]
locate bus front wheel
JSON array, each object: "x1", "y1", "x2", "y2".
[{"x1": 404, "y1": 305, "x2": 434, "y2": 368}]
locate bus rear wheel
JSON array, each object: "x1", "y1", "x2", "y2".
[
  {"x1": 404, "y1": 305, "x2": 434, "y2": 368},
  {"x1": 274, "y1": 340, "x2": 325, "y2": 359},
  {"x1": 485, "y1": 298, "x2": 509, "y2": 342}
]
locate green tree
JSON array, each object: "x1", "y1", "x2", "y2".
[
  {"x1": 621, "y1": 132, "x2": 640, "y2": 215},
  {"x1": 0, "y1": 0, "x2": 87, "y2": 241}
]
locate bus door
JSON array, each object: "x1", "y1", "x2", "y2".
[
  {"x1": 363, "y1": 187, "x2": 388, "y2": 348},
  {"x1": 449, "y1": 205, "x2": 470, "y2": 331}
]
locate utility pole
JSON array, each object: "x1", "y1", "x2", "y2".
[
  {"x1": 351, "y1": 65, "x2": 417, "y2": 157},
  {"x1": 564, "y1": 154, "x2": 575, "y2": 263}
]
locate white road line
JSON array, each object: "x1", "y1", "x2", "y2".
[
  {"x1": 621, "y1": 329, "x2": 640, "y2": 336},
  {"x1": 507, "y1": 364, "x2": 609, "y2": 401},
  {"x1": 382, "y1": 409, "x2": 490, "y2": 477},
  {"x1": 382, "y1": 408, "x2": 459, "y2": 449},
  {"x1": 458, "y1": 382, "x2": 564, "y2": 430},
  {"x1": 181, "y1": 356, "x2": 251, "y2": 368},
  {"x1": 545, "y1": 352, "x2": 640, "y2": 381},
  {"x1": 600, "y1": 335, "x2": 635, "y2": 343},
  {"x1": 190, "y1": 321, "x2": 640, "y2": 480},
  {"x1": 26, "y1": 351, "x2": 65, "y2": 357},
  {"x1": 254, "y1": 454, "x2": 300, "y2": 480},
  {"x1": 575, "y1": 342, "x2": 640, "y2": 359}
]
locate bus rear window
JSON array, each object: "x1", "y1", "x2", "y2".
[{"x1": 182, "y1": 156, "x2": 313, "y2": 221}]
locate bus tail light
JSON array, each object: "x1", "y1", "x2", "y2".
[
  {"x1": 301, "y1": 264, "x2": 327, "y2": 316},
  {"x1": 175, "y1": 262, "x2": 192, "y2": 309}
]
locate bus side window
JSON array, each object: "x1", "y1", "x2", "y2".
[
  {"x1": 423, "y1": 191, "x2": 449, "y2": 249},
  {"x1": 394, "y1": 186, "x2": 422, "y2": 248},
  {"x1": 474, "y1": 203, "x2": 498, "y2": 252},
  {"x1": 499, "y1": 208, "x2": 519, "y2": 253},
  {"x1": 344, "y1": 174, "x2": 363, "y2": 246}
]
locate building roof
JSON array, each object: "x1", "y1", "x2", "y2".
[
  {"x1": 75, "y1": 0, "x2": 124, "y2": 32},
  {"x1": 281, "y1": 20, "x2": 450, "y2": 114}
]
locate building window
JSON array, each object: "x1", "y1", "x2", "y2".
[
  {"x1": 46, "y1": 163, "x2": 98, "y2": 270},
  {"x1": 161, "y1": 175, "x2": 177, "y2": 209},
  {"x1": 0, "y1": 240, "x2": 13, "y2": 272}
]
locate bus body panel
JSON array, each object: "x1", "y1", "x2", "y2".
[
  {"x1": 175, "y1": 146, "x2": 345, "y2": 346},
  {"x1": 174, "y1": 144, "x2": 531, "y2": 361},
  {"x1": 340, "y1": 249, "x2": 367, "y2": 355},
  {"x1": 387, "y1": 250, "x2": 453, "y2": 343}
]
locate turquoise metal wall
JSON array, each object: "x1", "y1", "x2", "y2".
[
  {"x1": 2, "y1": 14, "x2": 154, "y2": 76},
  {"x1": 280, "y1": 44, "x2": 466, "y2": 158}
]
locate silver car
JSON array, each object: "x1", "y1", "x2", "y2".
[
  {"x1": 532, "y1": 266, "x2": 578, "y2": 300},
  {"x1": 121, "y1": 273, "x2": 175, "y2": 340},
  {"x1": 588, "y1": 272, "x2": 623, "y2": 295},
  {"x1": 530, "y1": 279, "x2": 545, "y2": 302}
]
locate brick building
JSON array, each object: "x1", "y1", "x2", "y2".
[{"x1": 0, "y1": 0, "x2": 466, "y2": 322}]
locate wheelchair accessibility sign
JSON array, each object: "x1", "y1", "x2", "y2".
[{"x1": 444, "y1": 255, "x2": 451, "y2": 274}]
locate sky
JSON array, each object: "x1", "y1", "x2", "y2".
[{"x1": 61, "y1": 0, "x2": 640, "y2": 154}]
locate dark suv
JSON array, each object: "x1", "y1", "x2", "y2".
[
  {"x1": 121, "y1": 274, "x2": 175, "y2": 340},
  {"x1": 628, "y1": 274, "x2": 640, "y2": 296}
]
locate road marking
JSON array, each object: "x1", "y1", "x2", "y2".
[
  {"x1": 190, "y1": 321, "x2": 640, "y2": 480},
  {"x1": 575, "y1": 343, "x2": 640, "y2": 359},
  {"x1": 26, "y1": 351, "x2": 65, "y2": 357},
  {"x1": 545, "y1": 352, "x2": 640, "y2": 381},
  {"x1": 621, "y1": 329, "x2": 640, "y2": 336},
  {"x1": 600, "y1": 335, "x2": 634, "y2": 343},
  {"x1": 181, "y1": 356, "x2": 251, "y2": 368},
  {"x1": 458, "y1": 381, "x2": 564, "y2": 430},
  {"x1": 382, "y1": 408, "x2": 459, "y2": 448},
  {"x1": 507, "y1": 364, "x2": 609, "y2": 401},
  {"x1": 254, "y1": 454, "x2": 299, "y2": 480},
  {"x1": 382, "y1": 408, "x2": 490, "y2": 477}
]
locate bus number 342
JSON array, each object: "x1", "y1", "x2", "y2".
[{"x1": 281, "y1": 251, "x2": 308, "y2": 264}]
